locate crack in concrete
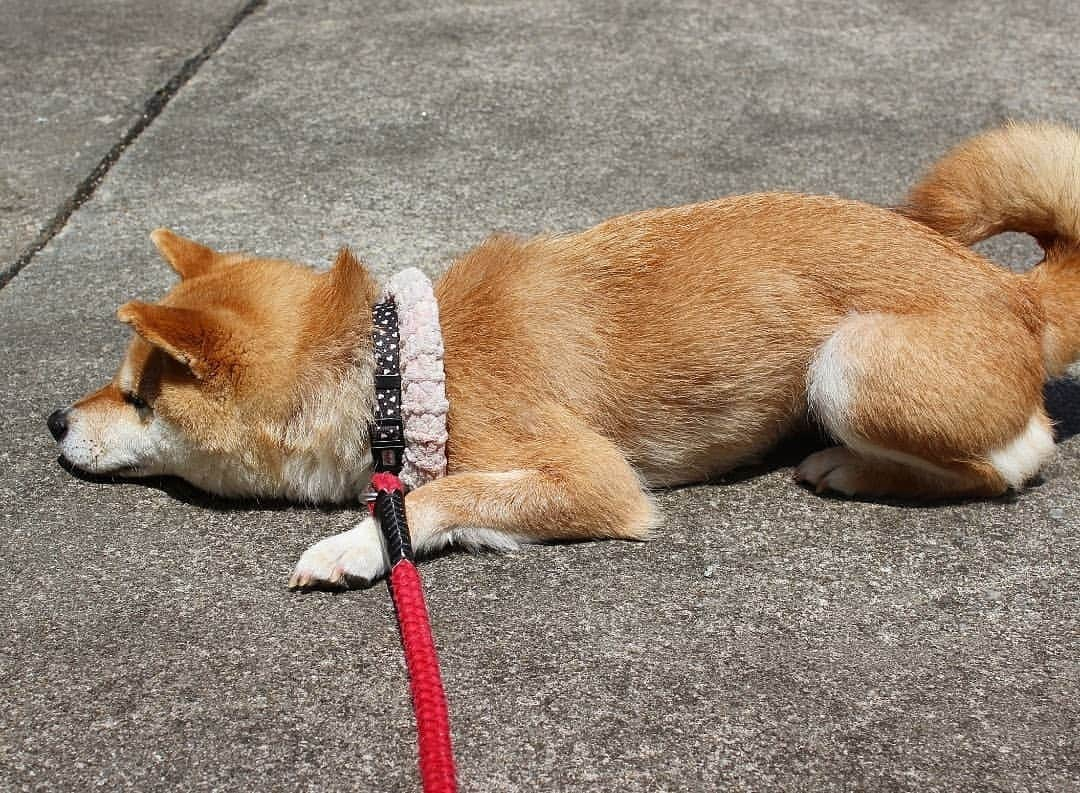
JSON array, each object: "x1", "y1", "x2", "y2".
[{"x1": 0, "y1": 0, "x2": 267, "y2": 291}]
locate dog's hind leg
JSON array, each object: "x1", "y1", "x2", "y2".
[{"x1": 796, "y1": 311, "x2": 1054, "y2": 500}]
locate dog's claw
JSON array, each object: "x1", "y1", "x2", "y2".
[{"x1": 288, "y1": 570, "x2": 316, "y2": 590}]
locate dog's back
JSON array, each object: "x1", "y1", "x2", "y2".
[{"x1": 436, "y1": 157, "x2": 1070, "y2": 493}]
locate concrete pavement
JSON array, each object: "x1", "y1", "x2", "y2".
[
  {"x1": 0, "y1": 0, "x2": 259, "y2": 285},
  {"x1": 2, "y1": 2, "x2": 1078, "y2": 791}
]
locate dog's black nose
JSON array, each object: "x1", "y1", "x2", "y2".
[{"x1": 47, "y1": 409, "x2": 70, "y2": 441}]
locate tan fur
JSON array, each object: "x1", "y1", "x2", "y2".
[
  {"x1": 52, "y1": 123, "x2": 1080, "y2": 585},
  {"x1": 901, "y1": 121, "x2": 1080, "y2": 374}
]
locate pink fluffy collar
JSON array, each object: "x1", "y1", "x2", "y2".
[{"x1": 381, "y1": 269, "x2": 449, "y2": 490}]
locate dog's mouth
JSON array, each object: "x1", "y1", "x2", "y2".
[{"x1": 56, "y1": 455, "x2": 144, "y2": 484}]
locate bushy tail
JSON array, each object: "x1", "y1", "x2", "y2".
[
  {"x1": 902, "y1": 121, "x2": 1080, "y2": 374},
  {"x1": 902, "y1": 121, "x2": 1080, "y2": 248}
]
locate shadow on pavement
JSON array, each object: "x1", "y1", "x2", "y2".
[
  {"x1": 57, "y1": 456, "x2": 353, "y2": 514},
  {"x1": 1046, "y1": 378, "x2": 1080, "y2": 441}
]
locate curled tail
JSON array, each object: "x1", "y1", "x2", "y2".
[
  {"x1": 901, "y1": 121, "x2": 1080, "y2": 374},
  {"x1": 902, "y1": 121, "x2": 1080, "y2": 247}
]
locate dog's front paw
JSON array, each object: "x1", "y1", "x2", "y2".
[{"x1": 288, "y1": 516, "x2": 388, "y2": 590}]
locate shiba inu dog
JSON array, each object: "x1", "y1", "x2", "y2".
[{"x1": 48, "y1": 122, "x2": 1080, "y2": 588}]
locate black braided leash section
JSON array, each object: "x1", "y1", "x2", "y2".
[{"x1": 374, "y1": 486, "x2": 413, "y2": 566}]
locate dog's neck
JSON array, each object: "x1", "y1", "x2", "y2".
[
  {"x1": 276, "y1": 269, "x2": 447, "y2": 503},
  {"x1": 278, "y1": 347, "x2": 376, "y2": 503},
  {"x1": 371, "y1": 268, "x2": 449, "y2": 491}
]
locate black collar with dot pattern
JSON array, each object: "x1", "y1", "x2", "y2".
[{"x1": 370, "y1": 298, "x2": 405, "y2": 474}]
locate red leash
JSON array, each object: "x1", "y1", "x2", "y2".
[{"x1": 370, "y1": 472, "x2": 458, "y2": 793}]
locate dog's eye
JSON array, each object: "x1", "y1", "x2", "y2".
[{"x1": 123, "y1": 391, "x2": 150, "y2": 412}]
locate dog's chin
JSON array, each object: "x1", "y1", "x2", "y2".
[{"x1": 56, "y1": 455, "x2": 150, "y2": 484}]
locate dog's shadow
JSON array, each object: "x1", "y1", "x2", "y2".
[
  {"x1": 58, "y1": 456, "x2": 349, "y2": 514},
  {"x1": 1046, "y1": 377, "x2": 1080, "y2": 442}
]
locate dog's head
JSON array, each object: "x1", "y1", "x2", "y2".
[{"x1": 48, "y1": 230, "x2": 380, "y2": 502}]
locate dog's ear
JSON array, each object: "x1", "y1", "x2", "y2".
[
  {"x1": 300, "y1": 248, "x2": 381, "y2": 354},
  {"x1": 117, "y1": 301, "x2": 227, "y2": 380},
  {"x1": 328, "y1": 247, "x2": 380, "y2": 306},
  {"x1": 309, "y1": 248, "x2": 380, "y2": 321},
  {"x1": 150, "y1": 228, "x2": 219, "y2": 280}
]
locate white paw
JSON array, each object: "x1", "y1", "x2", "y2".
[
  {"x1": 794, "y1": 446, "x2": 862, "y2": 497},
  {"x1": 288, "y1": 516, "x2": 388, "y2": 590}
]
